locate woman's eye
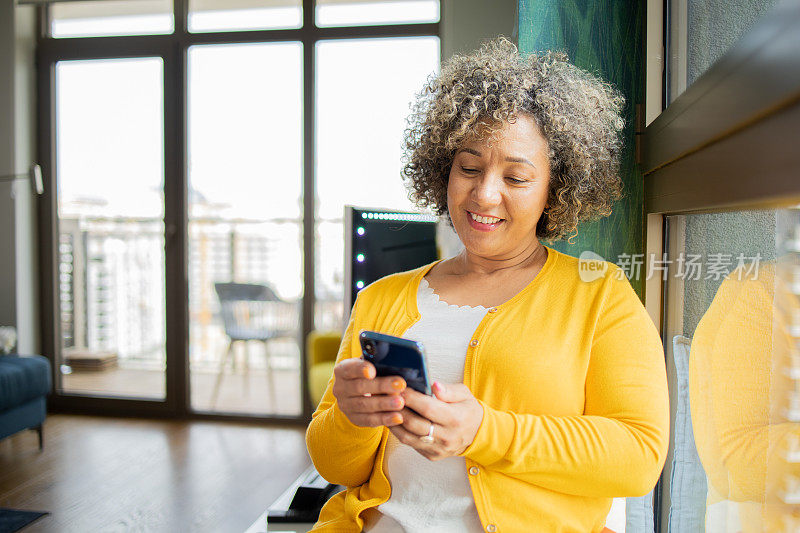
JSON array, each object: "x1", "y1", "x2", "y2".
[
  {"x1": 505, "y1": 176, "x2": 526, "y2": 184},
  {"x1": 460, "y1": 166, "x2": 479, "y2": 173}
]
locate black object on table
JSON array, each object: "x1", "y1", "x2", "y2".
[{"x1": 267, "y1": 466, "x2": 344, "y2": 524}]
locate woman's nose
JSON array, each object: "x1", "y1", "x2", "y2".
[{"x1": 471, "y1": 172, "x2": 503, "y2": 205}]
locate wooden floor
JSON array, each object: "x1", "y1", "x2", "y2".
[{"x1": 0, "y1": 415, "x2": 310, "y2": 532}]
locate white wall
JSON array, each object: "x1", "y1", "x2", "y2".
[
  {"x1": 0, "y1": 1, "x2": 18, "y2": 331},
  {"x1": 0, "y1": 0, "x2": 40, "y2": 353},
  {"x1": 441, "y1": 0, "x2": 517, "y2": 60},
  {"x1": 14, "y1": 4, "x2": 39, "y2": 354}
]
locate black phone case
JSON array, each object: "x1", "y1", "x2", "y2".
[{"x1": 359, "y1": 331, "x2": 431, "y2": 395}]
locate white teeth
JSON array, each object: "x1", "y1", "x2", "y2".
[{"x1": 469, "y1": 212, "x2": 501, "y2": 224}]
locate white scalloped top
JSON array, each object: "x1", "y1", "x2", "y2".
[{"x1": 418, "y1": 278, "x2": 488, "y2": 311}]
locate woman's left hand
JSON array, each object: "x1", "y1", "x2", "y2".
[{"x1": 389, "y1": 382, "x2": 484, "y2": 461}]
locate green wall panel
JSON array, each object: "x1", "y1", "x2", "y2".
[{"x1": 518, "y1": 0, "x2": 645, "y2": 295}]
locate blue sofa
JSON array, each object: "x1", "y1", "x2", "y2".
[{"x1": 0, "y1": 354, "x2": 51, "y2": 448}]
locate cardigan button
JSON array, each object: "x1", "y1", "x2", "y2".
[
  {"x1": 488, "y1": 307, "x2": 498, "y2": 313},
  {"x1": 469, "y1": 339, "x2": 479, "y2": 347},
  {"x1": 469, "y1": 466, "x2": 480, "y2": 475},
  {"x1": 486, "y1": 525, "x2": 497, "y2": 532}
]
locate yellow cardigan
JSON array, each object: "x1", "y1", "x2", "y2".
[{"x1": 306, "y1": 247, "x2": 669, "y2": 532}]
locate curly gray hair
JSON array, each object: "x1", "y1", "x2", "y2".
[{"x1": 402, "y1": 37, "x2": 625, "y2": 242}]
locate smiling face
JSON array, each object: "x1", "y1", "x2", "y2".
[{"x1": 446, "y1": 114, "x2": 551, "y2": 262}]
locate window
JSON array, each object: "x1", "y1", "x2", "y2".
[
  {"x1": 188, "y1": 0, "x2": 302, "y2": 33},
  {"x1": 645, "y1": 2, "x2": 799, "y2": 529},
  {"x1": 55, "y1": 57, "x2": 167, "y2": 400},
  {"x1": 187, "y1": 42, "x2": 304, "y2": 415},
  {"x1": 39, "y1": 0, "x2": 440, "y2": 419},
  {"x1": 51, "y1": 0, "x2": 173, "y2": 38},
  {"x1": 658, "y1": 209, "x2": 797, "y2": 530},
  {"x1": 666, "y1": 0, "x2": 780, "y2": 104},
  {"x1": 315, "y1": 0, "x2": 439, "y2": 27}
]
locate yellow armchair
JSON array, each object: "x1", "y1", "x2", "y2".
[{"x1": 306, "y1": 330, "x2": 342, "y2": 407}]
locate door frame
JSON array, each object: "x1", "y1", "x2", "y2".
[{"x1": 37, "y1": 39, "x2": 189, "y2": 418}]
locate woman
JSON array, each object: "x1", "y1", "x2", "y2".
[{"x1": 306, "y1": 38, "x2": 669, "y2": 532}]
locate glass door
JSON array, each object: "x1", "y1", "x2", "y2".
[
  {"x1": 187, "y1": 42, "x2": 304, "y2": 416},
  {"x1": 54, "y1": 57, "x2": 168, "y2": 400}
]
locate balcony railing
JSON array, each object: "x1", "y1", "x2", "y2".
[{"x1": 58, "y1": 214, "x2": 344, "y2": 370}]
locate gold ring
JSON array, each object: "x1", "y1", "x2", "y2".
[{"x1": 420, "y1": 423, "x2": 435, "y2": 444}]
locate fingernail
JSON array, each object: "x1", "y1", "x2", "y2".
[
  {"x1": 433, "y1": 381, "x2": 443, "y2": 392},
  {"x1": 363, "y1": 366, "x2": 374, "y2": 379},
  {"x1": 394, "y1": 397, "x2": 404, "y2": 408},
  {"x1": 392, "y1": 379, "x2": 405, "y2": 390},
  {"x1": 391, "y1": 414, "x2": 403, "y2": 425}
]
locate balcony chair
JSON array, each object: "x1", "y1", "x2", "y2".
[{"x1": 210, "y1": 282, "x2": 297, "y2": 408}]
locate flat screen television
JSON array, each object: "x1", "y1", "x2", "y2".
[{"x1": 343, "y1": 206, "x2": 439, "y2": 320}]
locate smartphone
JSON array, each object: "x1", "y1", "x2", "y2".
[{"x1": 359, "y1": 330, "x2": 432, "y2": 395}]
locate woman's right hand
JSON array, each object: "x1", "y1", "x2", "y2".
[{"x1": 332, "y1": 359, "x2": 407, "y2": 428}]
